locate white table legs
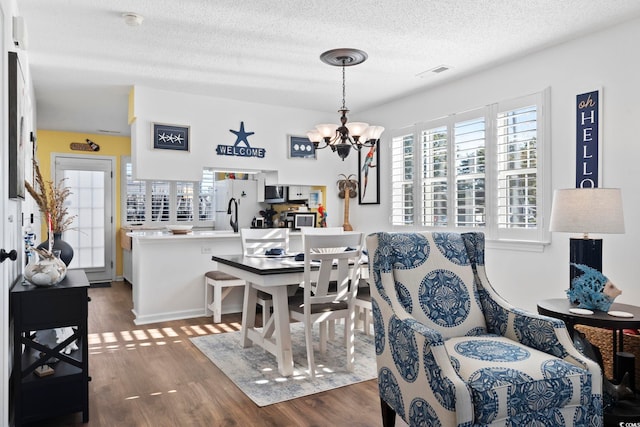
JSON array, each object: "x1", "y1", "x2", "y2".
[{"x1": 240, "y1": 282, "x2": 294, "y2": 376}]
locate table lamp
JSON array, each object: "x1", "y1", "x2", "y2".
[{"x1": 549, "y1": 188, "x2": 625, "y2": 289}]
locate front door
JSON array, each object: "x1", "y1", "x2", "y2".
[{"x1": 54, "y1": 154, "x2": 115, "y2": 283}]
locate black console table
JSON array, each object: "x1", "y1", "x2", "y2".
[{"x1": 11, "y1": 269, "x2": 90, "y2": 425}]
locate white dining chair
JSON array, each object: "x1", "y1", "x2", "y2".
[
  {"x1": 354, "y1": 280, "x2": 373, "y2": 335},
  {"x1": 288, "y1": 231, "x2": 364, "y2": 378},
  {"x1": 302, "y1": 227, "x2": 373, "y2": 335},
  {"x1": 205, "y1": 228, "x2": 289, "y2": 324},
  {"x1": 241, "y1": 228, "x2": 290, "y2": 256},
  {"x1": 301, "y1": 226, "x2": 344, "y2": 235},
  {"x1": 241, "y1": 228, "x2": 291, "y2": 325}
]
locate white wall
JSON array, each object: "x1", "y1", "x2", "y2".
[
  {"x1": 2, "y1": 0, "x2": 36, "y2": 424},
  {"x1": 131, "y1": 86, "x2": 363, "y2": 228},
  {"x1": 354, "y1": 17, "x2": 640, "y2": 312}
]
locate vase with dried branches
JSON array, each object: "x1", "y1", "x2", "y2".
[{"x1": 25, "y1": 159, "x2": 76, "y2": 265}]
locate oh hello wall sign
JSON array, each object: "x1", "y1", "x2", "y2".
[
  {"x1": 575, "y1": 90, "x2": 600, "y2": 188},
  {"x1": 216, "y1": 121, "x2": 266, "y2": 158}
]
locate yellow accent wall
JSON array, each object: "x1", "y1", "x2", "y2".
[
  {"x1": 128, "y1": 87, "x2": 136, "y2": 125},
  {"x1": 34, "y1": 130, "x2": 131, "y2": 277}
]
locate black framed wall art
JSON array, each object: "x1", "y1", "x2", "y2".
[
  {"x1": 288, "y1": 135, "x2": 316, "y2": 159},
  {"x1": 9, "y1": 52, "x2": 26, "y2": 200},
  {"x1": 153, "y1": 123, "x2": 190, "y2": 151},
  {"x1": 358, "y1": 143, "x2": 380, "y2": 205}
]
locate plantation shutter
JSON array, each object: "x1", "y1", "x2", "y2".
[
  {"x1": 151, "y1": 181, "x2": 170, "y2": 222},
  {"x1": 199, "y1": 168, "x2": 215, "y2": 221},
  {"x1": 420, "y1": 126, "x2": 448, "y2": 226},
  {"x1": 125, "y1": 162, "x2": 146, "y2": 223},
  {"x1": 454, "y1": 117, "x2": 486, "y2": 227},
  {"x1": 176, "y1": 182, "x2": 194, "y2": 221},
  {"x1": 496, "y1": 104, "x2": 538, "y2": 229},
  {"x1": 391, "y1": 131, "x2": 415, "y2": 226}
]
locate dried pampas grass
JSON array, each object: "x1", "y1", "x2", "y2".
[{"x1": 25, "y1": 159, "x2": 76, "y2": 233}]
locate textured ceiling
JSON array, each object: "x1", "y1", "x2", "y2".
[{"x1": 16, "y1": 0, "x2": 640, "y2": 136}]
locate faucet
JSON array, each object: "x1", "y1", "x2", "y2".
[{"x1": 227, "y1": 198, "x2": 239, "y2": 233}]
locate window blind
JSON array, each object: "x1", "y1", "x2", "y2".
[
  {"x1": 454, "y1": 117, "x2": 485, "y2": 227},
  {"x1": 389, "y1": 90, "x2": 548, "y2": 245},
  {"x1": 125, "y1": 163, "x2": 146, "y2": 223},
  {"x1": 391, "y1": 133, "x2": 415, "y2": 226},
  {"x1": 421, "y1": 126, "x2": 448, "y2": 226},
  {"x1": 496, "y1": 105, "x2": 538, "y2": 229}
]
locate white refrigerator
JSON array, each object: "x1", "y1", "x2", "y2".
[{"x1": 214, "y1": 179, "x2": 263, "y2": 231}]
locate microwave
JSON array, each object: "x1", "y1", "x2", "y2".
[{"x1": 264, "y1": 185, "x2": 286, "y2": 204}]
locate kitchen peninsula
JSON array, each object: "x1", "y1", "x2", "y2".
[{"x1": 128, "y1": 229, "x2": 303, "y2": 325}]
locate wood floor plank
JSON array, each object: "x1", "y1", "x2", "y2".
[{"x1": 22, "y1": 280, "x2": 383, "y2": 427}]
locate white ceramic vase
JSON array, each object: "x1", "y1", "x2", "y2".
[{"x1": 24, "y1": 248, "x2": 67, "y2": 286}]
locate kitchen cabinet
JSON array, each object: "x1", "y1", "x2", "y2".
[
  {"x1": 287, "y1": 185, "x2": 310, "y2": 202},
  {"x1": 11, "y1": 270, "x2": 90, "y2": 425}
]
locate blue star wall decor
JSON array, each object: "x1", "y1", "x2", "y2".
[
  {"x1": 216, "y1": 121, "x2": 266, "y2": 158},
  {"x1": 153, "y1": 123, "x2": 190, "y2": 151}
]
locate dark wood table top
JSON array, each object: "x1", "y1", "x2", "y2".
[
  {"x1": 537, "y1": 298, "x2": 640, "y2": 330},
  {"x1": 212, "y1": 254, "x2": 307, "y2": 275},
  {"x1": 12, "y1": 269, "x2": 90, "y2": 293},
  {"x1": 212, "y1": 253, "x2": 368, "y2": 276}
]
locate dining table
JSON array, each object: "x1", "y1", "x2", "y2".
[{"x1": 211, "y1": 252, "x2": 368, "y2": 376}]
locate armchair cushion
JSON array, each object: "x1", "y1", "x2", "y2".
[{"x1": 445, "y1": 335, "x2": 587, "y2": 424}]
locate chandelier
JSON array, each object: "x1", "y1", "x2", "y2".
[{"x1": 307, "y1": 48, "x2": 384, "y2": 161}]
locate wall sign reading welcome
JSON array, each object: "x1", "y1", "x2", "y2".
[
  {"x1": 575, "y1": 90, "x2": 600, "y2": 188},
  {"x1": 216, "y1": 121, "x2": 266, "y2": 158}
]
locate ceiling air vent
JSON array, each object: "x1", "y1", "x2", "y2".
[{"x1": 416, "y1": 65, "x2": 452, "y2": 78}]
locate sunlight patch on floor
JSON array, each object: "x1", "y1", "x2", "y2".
[{"x1": 88, "y1": 321, "x2": 242, "y2": 354}]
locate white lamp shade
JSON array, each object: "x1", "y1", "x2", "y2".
[
  {"x1": 315, "y1": 124, "x2": 338, "y2": 138},
  {"x1": 549, "y1": 188, "x2": 625, "y2": 234},
  {"x1": 367, "y1": 125, "x2": 385, "y2": 140},
  {"x1": 306, "y1": 130, "x2": 321, "y2": 143},
  {"x1": 345, "y1": 122, "x2": 369, "y2": 137}
]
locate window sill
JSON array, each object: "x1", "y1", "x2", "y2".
[{"x1": 485, "y1": 238, "x2": 550, "y2": 253}]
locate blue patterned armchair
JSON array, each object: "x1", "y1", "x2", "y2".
[{"x1": 366, "y1": 231, "x2": 602, "y2": 427}]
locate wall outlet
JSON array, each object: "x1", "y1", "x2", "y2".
[{"x1": 201, "y1": 247, "x2": 212, "y2": 254}]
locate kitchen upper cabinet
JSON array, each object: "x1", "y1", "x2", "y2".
[{"x1": 287, "y1": 185, "x2": 310, "y2": 202}]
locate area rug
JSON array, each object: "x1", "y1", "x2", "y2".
[{"x1": 190, "y1": 323, "x2": 377, "y2": 406}]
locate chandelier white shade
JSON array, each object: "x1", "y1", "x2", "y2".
[
  {"x1": 307, "y1": 48, "x2": 384, "y2": 160},
  {"x1": 549, "y1": 188, "x2": 625, "y2": 237}
]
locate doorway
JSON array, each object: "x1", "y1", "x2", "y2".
[{"x1": 53, "y1": 154, "x2": 115, "y2": 283}]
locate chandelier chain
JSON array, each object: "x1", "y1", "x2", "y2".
[{"x1": 341, "y1": 59, "x2": 347, "y2": 111}]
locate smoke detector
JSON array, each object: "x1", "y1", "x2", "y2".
[{"x1": 122, "y1": 12, "x2": 144, "y2": 27}]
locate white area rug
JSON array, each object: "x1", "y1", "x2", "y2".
[{"x1": 190, "y1": 323, "x2": 377, "y2": 406}]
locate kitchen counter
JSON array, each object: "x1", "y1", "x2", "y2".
[
  {"x1": 127, "y1": 229, "x2": 302, "y2": 239},
  {"x1": 127, "y1": 229, "x2": 302, "y2": 325}
]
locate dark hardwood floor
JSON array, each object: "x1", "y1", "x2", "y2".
[{"x1": 24, "y1": 281, "x2": 383, "y2": 427}]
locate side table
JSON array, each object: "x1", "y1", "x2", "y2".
[
  {"x1": 10, "y1": 269, "x2": 90, "y2": 425},
  {"x1": 537, "y1": 298, "x2": 640, "y2": 426}
]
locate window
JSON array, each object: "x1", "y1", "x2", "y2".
[
  {"x1": 391, "y1": 90, "x2": 549, "y2": 245},
  {"x1": 122, "y1": 158, "x2": 214, "y2": 227}
]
